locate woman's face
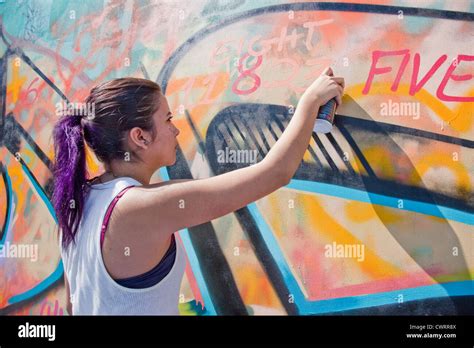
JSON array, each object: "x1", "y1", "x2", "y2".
[{"x1": 149, "y1": 93, "x2": 180, "y2": 168}]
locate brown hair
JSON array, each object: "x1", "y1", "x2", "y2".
[{"x1": 83, "y1": 77, "x2": 161, "y2": 164}]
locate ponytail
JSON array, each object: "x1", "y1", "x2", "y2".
[{"x1": 52, "y1": 112, "x2": 87, "y2": 249}]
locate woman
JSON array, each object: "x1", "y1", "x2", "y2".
[{"x1": 53, "y1": 67, "x2": 344, "y2": 315}]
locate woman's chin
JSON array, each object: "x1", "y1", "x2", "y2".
[{"x1": 162, "y1": 152, "x2": 175, "y2": 165}]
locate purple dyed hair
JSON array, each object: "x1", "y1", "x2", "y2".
[{"x1": 52, "y1": 78, "x2": 161, "y2": 249}]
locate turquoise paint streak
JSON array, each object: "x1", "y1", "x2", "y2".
[
  {"x1": 286, "y1": 179, "x2": 473, "y2": 226},
  {"x1": 4, "y1": 164, "x2": 63, "y2": 305},
  {"x1": 301, "y1": 280, "x2": 474, "y2": 314}
]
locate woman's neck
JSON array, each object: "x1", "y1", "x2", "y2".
[{"x1": 101, "y1": 163, "x2": 152, "y2": 186}]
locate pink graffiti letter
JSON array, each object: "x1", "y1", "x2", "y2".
[
  {"x1": 437, "y1": 55, "x2": 474, "y2": 102},
  {"x1": 409, "y1": 53, "x2": 447, "y2": 96},
  {"x1": 362, "y1": 49, "x2": 410, "y2": 94}
]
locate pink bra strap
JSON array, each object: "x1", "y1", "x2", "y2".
[{"x1": 100, "y1": 186, "x2": 135, "y2": 248}]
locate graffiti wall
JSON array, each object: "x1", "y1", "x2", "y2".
[{"x1": 0, "y1": 0, "x2": 472, "y2": 315}]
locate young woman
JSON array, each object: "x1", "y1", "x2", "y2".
[{"x1": 53, "y1": 67, "x2": 344, "y2": 315}]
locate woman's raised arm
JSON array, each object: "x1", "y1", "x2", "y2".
[{"x1": 122, "y1": 67, "x2": 344, "y2": 236}]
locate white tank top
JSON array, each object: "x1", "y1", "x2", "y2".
[{"x1": 60, "y1": 177, "x2": 186, "y2": 315}]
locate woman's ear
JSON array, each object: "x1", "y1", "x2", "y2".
[{"x1": 129, "y1": 127, "x2": 150, "y2": 149}]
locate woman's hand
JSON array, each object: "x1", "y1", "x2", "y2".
[{"x1": 300, "y1": 66, "x2": 345, "y2": 110}]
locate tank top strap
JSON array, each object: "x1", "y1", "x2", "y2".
[{"x1": 100, "y1": 185, "x2": 136, "y2": 248}]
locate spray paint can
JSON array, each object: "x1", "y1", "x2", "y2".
[{"x1": 313, "y1": 98, "x2": 337, "y2": 133}]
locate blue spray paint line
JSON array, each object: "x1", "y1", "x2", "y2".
[
  {"x1": 159, "y1": 167, "x2": 216, "y2": 315},
  {"x1": 179, "y1": 230, "x2": 216, "y2": 315},
  {"x1": 247, "y1": 202, "x2": 307, "y2": 307},
  {"x1": 8, "y1": 260, "x2": 64, "y2": 305},
  {"x1": 6, "y1": 164, "x2": 63, "y2": 305},
  {"x1": 22, "y1": 162, "x2": 57, "y2": 223},
  {"x1": 299, "y1": 280, "x2": 474, "y2": 315},
  {"x1": 0, "y1": 166, "x2": 13, "y2": 245},
  {"x1": 286, "y1": 180, "x2": 473, "y2": 226}
]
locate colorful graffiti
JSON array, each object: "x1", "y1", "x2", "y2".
[{"x1": 0, "y1": 0, "x2": 472, "y2": 315}]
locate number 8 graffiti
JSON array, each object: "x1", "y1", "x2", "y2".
[{"x1": 232, "y1": 53, "x2": 263, "y2": 95}]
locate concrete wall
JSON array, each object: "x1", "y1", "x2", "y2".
[{"x1": 0, "y1": 0, "x2": 472, "y2": 315}]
